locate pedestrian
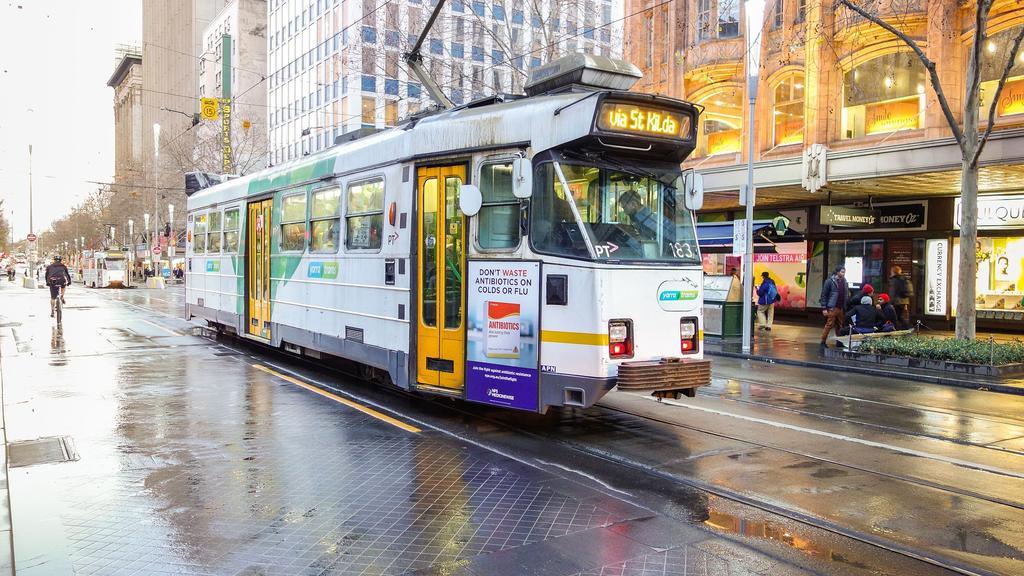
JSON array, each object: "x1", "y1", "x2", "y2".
[
  {"x1": 846, "y1": 283, "x2": 874, "y2": 313},
  {"x1": 819, "y1": 265, "x2": 850, "y2": 347},
  {"x1": 888, "y1": 266, "x2": 914, "y2": 329},
  {"x1": 848, "y1": 295, "x2": 881, "y2": 334},
  {"x1": 877, "y1": 293, "x2": 898, "y2": 332},
  {"x1": 756, "y1": 271, "x2": 779, "y2": 331}
]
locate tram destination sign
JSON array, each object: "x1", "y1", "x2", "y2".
[{"x1": 596, "y1": 102, "x2": 690, "y2": 140}]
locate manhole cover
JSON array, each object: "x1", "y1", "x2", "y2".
[{"x1": 8, "y1": 436, "x2": 78, "y2": 468}]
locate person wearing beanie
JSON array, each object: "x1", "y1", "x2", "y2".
[
  {"x1": 850, "y1": 294, "x2": 882, "y2": 334},
  {"x1": 877, "y1": 293, "x2": 898, "y2": 331},
  {"x1": 846, "y1": 283, "x2": 875, "y2": 313}
]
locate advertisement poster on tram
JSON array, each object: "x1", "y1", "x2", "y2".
[{"x1": 466, "y1": 260, "x2": 540, "y2": 411}]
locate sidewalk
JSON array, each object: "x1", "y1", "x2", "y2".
[{"x1": 704, "y1": 321, "x2": 1024, "y2": 395}]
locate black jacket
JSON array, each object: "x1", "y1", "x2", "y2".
[
  {"x1": 45, "y1": 263, "x2": 71, "y2": 287},
  {"x1": 879, "y1": 302, "x2": 899, "y2": 325},
  {"x1": 819, "y1": 275, "x2": 850, "y2": 309},
  {"x1": 846, "y1": 289, "x2": 873, "y2": 312},
  {"x1": 851, "y1": 303, "x2": 881, "y2": 330}
]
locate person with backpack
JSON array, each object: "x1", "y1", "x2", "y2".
[
  {"x1": 756, "y1": 271, "x2": 780, "y2": 331},
  {"x1": 888, "y1": 266, "x2": 914, "y2": 329},
  {"x1": 44, "y1": 255, "x2": 72, "y2": 318},
  {"x1": 819, "y1": 265, "x2": 850, "y2": 347}
]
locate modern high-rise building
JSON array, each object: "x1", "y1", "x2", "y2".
[
  {"x1": 266, "y1": 0, "x2": 623, "y2": 165},
  {"x1": 199, "y1": 0, "x2": 270, "y2": 174},
  {"x1": 107, "y1": 45, "x2": 144, "y2": 189}
]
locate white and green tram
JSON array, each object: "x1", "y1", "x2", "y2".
[{"x1": 186, "y1": 54, "x2": 710, "y2": 412}]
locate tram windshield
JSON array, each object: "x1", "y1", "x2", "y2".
[
  {"x1": 531, "y1": 162, "x2": 700, "y2": 264},
  {"x1": 105, "y1": 258, "x2": 126, "y2": 271}
]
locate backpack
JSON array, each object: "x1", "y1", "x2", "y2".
[
  {"x1": 765, "y1": 281, "x2": 779, "y2": 304},
  {"x1": 46, "y1": 265, "x2": 66, "y2": 285}
]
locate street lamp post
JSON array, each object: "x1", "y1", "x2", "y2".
[
  {"x1": 128, "y1": 219, "x2": 134, "y2": 286},
  {"x1": 153, "y1": 123, "x2": 161, "y2": 282},
  {"x1": 143, "y1": 212, "x2": 150, "y2": 273},
  {"x1": 741, "y1": 0, "x2": 765, "y2": 354}
]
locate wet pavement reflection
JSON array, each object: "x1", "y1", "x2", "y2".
[{"x1": 0, "y1": 283, "x2": 806, "y2": 575}]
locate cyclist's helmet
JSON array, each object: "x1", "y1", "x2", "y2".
[{"x1": 54, "y1": 255, "x2": 62, "y2": 262}]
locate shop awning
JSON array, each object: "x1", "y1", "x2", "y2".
[{"x1": 696, "y1": 221, "x2": 773, "y2": 246}]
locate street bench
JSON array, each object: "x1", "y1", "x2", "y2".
[{"x1": 832, "y1": 327, "x2": 915, "y2": 349}]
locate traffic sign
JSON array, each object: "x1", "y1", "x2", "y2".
[
  {"x1": 26, "y1": 233, "x2": 37, "y2": 242},
  {"x1": 152, "y1": 246, "x2": 162, "y2": 256},
  {"x1": 200, "y1": 98, "x2": 219, "y2": 120}
]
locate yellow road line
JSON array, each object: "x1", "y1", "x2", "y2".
[
  {"x1": 252, "y1": 364, "x2": 421, "y2": 433},
  {"x1": 541, "y1": 330, "x2": 609, "y2": 346}
]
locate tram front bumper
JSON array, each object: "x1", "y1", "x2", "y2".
[{"x1": 614, "y1": 358, "x2": 712, "y2": 398}]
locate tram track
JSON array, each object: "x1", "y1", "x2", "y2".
[
  {"x1": 98, "y1": 290, "x2": 1011, "y2": 575},
  {"x1": 216, "y1": 340, "x2": 978, "y2": 576}
]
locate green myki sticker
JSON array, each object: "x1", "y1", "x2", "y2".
[{"x1": 206, "y1": 260, "x2": 221, "y2": 272}]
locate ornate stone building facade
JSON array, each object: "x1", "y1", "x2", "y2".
[
  {"x1": 625, "y1": 0, "x2": 1024, "y2": 329},
  {"x1": 107, "y1": 46, "x2": 144, "y2": 190}
]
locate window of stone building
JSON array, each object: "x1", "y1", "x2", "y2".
[
  {"x1": 661, "y1": 10, "x2": 670, "y2": 63},
  {"x1": 772, "y1": 73, "x2": 804, "y2": 145},
  {"x1": 772, "y1": 0, "x2": 783, "y2": 29},
  {"x1": 696, "y1": 88, "x2": 743, "y2": 156},
  {"x1": 645, "y1": 14, "x2": 654, "y2": 67},
  {"x1": 697, "y1": 0, "x2": 713, "y2": 41},
  {"x1": 842, "y1": 52, "x2": 926, "y2": 139},
  {"x1": 978, "y1": 25, "x2": 1024, "y2": 120},
  {"x1": 718, "y1": 0, "x2": 739, "y2": 38}
]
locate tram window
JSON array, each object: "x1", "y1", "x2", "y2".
[
  {"x1": 311, "y1": 187, "x2": 341, "y2": 252},
  {"x1": 478, "y1": 162, "x2": 519, "y2": 250},
  {"x1": 223, "y1": 208, "x2": 240, "y2": 253},
  {"x1": 194, "y1": 213, "x2": 208, "y2": 254},
  {"x1": 530, "y1": 164, "x2": 589, "y2": 258},
  {"x1": 345, "y1": 178, "x2": 385, "y2": 250},
  {"x1": 281, "y1": 192, "x2": 308, "y2": 251},
  {"x1": 208, "y1": 210, "x2": 223, "y2": 254}
]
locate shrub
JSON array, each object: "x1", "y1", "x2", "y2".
[{"x1": 858, "y1": 336, "x2": 1024, "y2": 365}]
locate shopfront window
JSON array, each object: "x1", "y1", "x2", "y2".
[
  {"x1": 952, "y1": 237, "x2": 1024, "y2": 320},
  {"x1": 979, "y1": 25, "x2": 1024, "y2": 120},
  {"x1": 841, "y1": 52, "x2": 926, "y2": 139},
  {"x1": 828, "y1": 239, "x2": 885, "y2": 291},
  {"x1": 696, "y1": 88, "x2": 743, "y2": 156},
  {"x1": 772, "y1": 73, "x2": 804, "y2": 146}
]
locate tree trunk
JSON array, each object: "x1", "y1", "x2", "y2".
[{"x1": 955, "y1": 156, "x2": 979, "y2": 340}]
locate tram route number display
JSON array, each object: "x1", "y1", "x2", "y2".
[{"x1": 465, "y1": 261, "x2": 541, "y2": 411}]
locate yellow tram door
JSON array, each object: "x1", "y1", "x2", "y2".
[
  {"x1": 417, "y1": 165, "x2": 468, "y2": 391},
  {"x1": 247, "y1": 199, "x2": 273, "y2": 340}
]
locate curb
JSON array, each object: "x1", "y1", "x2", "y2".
[{"x1": 705, "y1": 348, "x2": 1024, "y2": 396}]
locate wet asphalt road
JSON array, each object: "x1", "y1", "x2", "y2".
[{"x1": 2, "y1": 281, "x2": 1022, "y2": 575}]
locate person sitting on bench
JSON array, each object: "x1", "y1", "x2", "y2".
[
  {"x1": 844, "y1": 295, "x2": 882, "y2": 335},
  {"x1": 877, "y1": 293, "x2": 899, "y2": 332}
]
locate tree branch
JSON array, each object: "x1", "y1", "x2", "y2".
[
  {"x1": 971, "y1": 23, "x2": 1024, "y2": 168},
  {"x1": 836, "y1": 0, "x2": 965, "y2": 148}
]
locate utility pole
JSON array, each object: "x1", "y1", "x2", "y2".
[
  {"x1": 27, "y1": 144, "x2": 36, "y2": 287},
  {"x1": 221, "y1": 33, "x2": 233, "y2": 174}
]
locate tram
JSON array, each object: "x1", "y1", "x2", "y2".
[
  {"x1": 83, "y1": 249, "x2": 128, "y2": 288},
  {"x1": 186, "y1": 54, "x2": 710, "y2": 412}
]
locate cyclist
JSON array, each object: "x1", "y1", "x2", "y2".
[{"x1": 45, "y1": 255, "x2": 72, "y2": 318}]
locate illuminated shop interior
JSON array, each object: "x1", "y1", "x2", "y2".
[
  {"x1": 953, "y1": 237, "x2": 1024, "y2": 320},
  {"x1": 696, "y1": 87, "x2": 743, "y2": 156},
  {"x1": 978, "y1": 25, "x2": 1024, "y2": 120},
  {"x1": 841, "y1": 52, "x2": 927, "y2": 139},
  {"x1": 772, "y1": 73, "x2": 804, "y2": 146}
]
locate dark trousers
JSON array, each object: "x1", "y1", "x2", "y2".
[{"x1": 895, "y1": 304, "x2": 910, "y2": 329}]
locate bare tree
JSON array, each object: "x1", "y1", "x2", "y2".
[{"x1": 836, "y1": 0, "x2": 1024, "y2": 339}]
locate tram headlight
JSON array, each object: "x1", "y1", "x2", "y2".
[
  {"x1": 608, "y1": 320, "x2": 633, "y2": 359},
  {"x1": 680, "y1": 317, "x2": 699, "y2": 354}
]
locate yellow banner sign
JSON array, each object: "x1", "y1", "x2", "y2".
[
  {"x1": 998, "y1": 77, "x2": 1024, "y2": 117},
  {"x1": 865, "y1": 99, "x2": 920, "y2": 135},
  {"x1": 200, "y1": 98, "x2": 219, "y2": 120},
  {"x1": 221, "y1": 98, "x2": 232, "y2": 173}
]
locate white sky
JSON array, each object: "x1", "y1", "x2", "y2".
[{"x1": 0, "y1": 1, "x2": 141, "y2": 240}]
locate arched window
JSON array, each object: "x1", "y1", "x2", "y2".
[
  {"x1": 696, "y1": 88, "x2": 743, "y2": 156},
  {"x1": 979, "y1": 25, "x2": 1024, "y2": 119},
  {"x1": 772, "y1": 73, "x2": 804, "y2": 146},
  {"x1": 841, "y1": 52, "x2": 926, "y2": 139}
]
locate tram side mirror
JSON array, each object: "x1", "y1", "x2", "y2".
[
  {"x1": 512, "y1": 157, "x2": 533, "y2": 199},
  {"x1": 459, "y1": 184, "x2": 483, "y2": 217},
  {"x1": 680, "y1": 172, "x2": 704, "y2": 211}
]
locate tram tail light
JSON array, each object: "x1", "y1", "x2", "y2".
[
  {"x1": 608, "y1": 320, "x2": 633, "y2": 359},
  {"x1": 680, "y1": 318, "x2": 699, "y2": 354}
]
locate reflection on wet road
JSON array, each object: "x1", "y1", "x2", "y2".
[{"x1": 1, "y1": 283, "x2": 832, "y2": 575}]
